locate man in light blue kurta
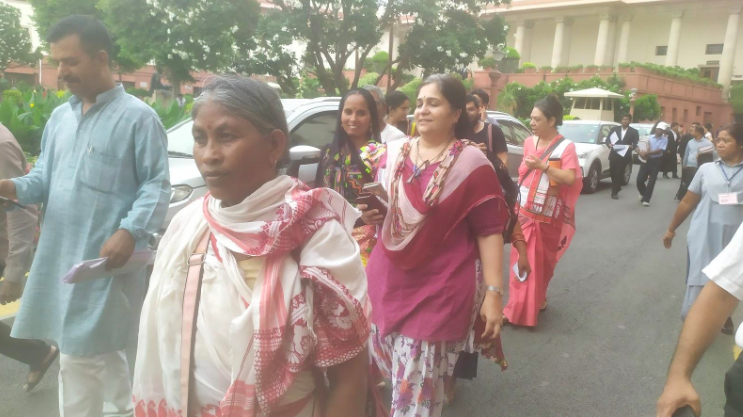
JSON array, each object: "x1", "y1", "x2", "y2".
[{"x1": 0, "y1": 16, "x2": 170, "y2": 416}]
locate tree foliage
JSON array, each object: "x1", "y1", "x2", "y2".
[
  {"x1": 28, "y1": 0, "x2": 141, "y2": 73},
  {"x1": 730, "y1": 83, "x2": 743, "y2": 115},
  {"x1": 384, "y1": 1, "x2": 508, "y2": 90},
  {"x1": 232, "y1": 11, "x2": 300, "y2": 97},
  {"x1": 100, "y1": 0, "x2": 260, "y2": 91},
  {"x1": 496, "y1": 74, "x2": 656, "y2": 122},
  {"x1": 0, "y1": 4, "x2": 36, "y2": 76}
]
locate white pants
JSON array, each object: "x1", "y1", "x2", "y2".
[{"x1": 58, "y1": 350, "x2": 133, "y2": 417}]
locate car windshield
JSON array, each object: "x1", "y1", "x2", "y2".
[
  {"x1": 633, "y1": 125, "x2": 652, "y2": 138},
  {"x1": 168, "y1": 103, "x2": 297, "y2": 158},
  {"x1": 559, "y1": 123, "x2": 600, "y2": 144},
  {"x1": 167, "y1": 120, "x2": 195, "y2": 157}
]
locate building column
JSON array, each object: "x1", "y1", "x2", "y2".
[
  {"x1": 551, "y1": 17, "x2": 567, "y2": 68},
  {"x1": 616, "y1": 15, "x2": 633, "y2": 65},
  {"x1": 514, "y1": 21, "x2": 526, "y2": 66},
  {"x1": 594, "y1": 14, "x2": 611, "y2": 66},
  {"x1": 665, "y1": 11, "x2": 684, "y2": 67},
  {"x1": 719, "y1": 7, "x2": 741, "y2": 100},
  {"x1": 521, "y1": 21, "x2": 534, "y2": 63},
  {"x1": 604, "y1": 16, "x2": 618, "y2": 67},
  {"x1": 561, "y1": 18, "x2": 574, "y2": 67}
]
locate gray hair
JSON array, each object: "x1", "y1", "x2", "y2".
[
  {"x1": 362, "y1": 84, "x2": 386, "y2": 106},
  {"x1": 192, "y1": 75, "x2": 289, "y2": 138}
]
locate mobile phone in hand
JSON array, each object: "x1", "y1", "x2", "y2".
[{"x1": 0, "y1": 196, "x2": 26, "y2": 210}]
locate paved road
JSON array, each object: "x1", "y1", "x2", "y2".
[{"x1": 1, "y1": 171, "x2": 741, "y2": 417}]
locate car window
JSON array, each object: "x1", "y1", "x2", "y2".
[
  {"x1": 559, "y1": 123, "x2": 601, "y2": 144},
  {"x1": 167, "y1": 120, "x2": 195, "y2": 157},
  {"x1": 599, "y1": 125, "x2": 614, "y2": 142},
  {"x1": 291, "y1": 111, "x2": 338, "y2": 149},
  {"x1": 511, "y1": 123, "x2": 531, "y2": 146},
  {"x1": 497, "y1": 121, "x2": 515, "y2": 145}
]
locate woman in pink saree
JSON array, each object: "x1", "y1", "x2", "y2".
[
  {"x1": 503, "y1": 95, "x2": 583, "y2": 327},
  {"x1": 361, "y1": 75, "x2": 508, "y2": 417}
]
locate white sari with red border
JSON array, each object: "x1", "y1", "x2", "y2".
[{"x1": 132, "y1": 176, "x2": 370, "y2": 417}]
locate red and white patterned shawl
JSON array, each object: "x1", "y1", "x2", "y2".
[{"x1": 132, "y1": 175, "x2": 370, "y2": 417}]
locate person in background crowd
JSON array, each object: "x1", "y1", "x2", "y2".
[
  {"x1": 385, "y1": 90, "x2": 411, "y2": 135},
  {"x1": 0, "y1": 16, "x2": 171, "y2": 416},
  {"x1": 677, "y1": 125, "x2": 716, "y2": 201},
  {"x1": 362, "y1": 74, "x2": 507, "y2": 417},
  {"x1": 705, "y1": 123, "x2": 714, "y2": 142},
  {"x1": 133, "y1": 76, "x2": 369, "y2": 417},
  {"x1": 0, "y1": 123, "x2": 58, "y2": 393},
  {"x1": 636, "y1": 121, "x2": 670, "y2": 207},
  {"x1": 316, "y1": 89, "x2": 385, "y2": 265},
  {"x1": 605, "y1": 114, "x2": 639, "y2": 200},
  {"x1": 664, "y1": 123, "x2": 743, "y2": 334},
  {"x1": 675, "y1": 122, "x2": 699, "y2": 200},
  {"x1": 450, "y1": 99, "x2": 531, "y2": 402},
  {"x1": 656, "y1": 222, "x2": 743, "y2": 417},
  {"x1": 466, "y1": 94, "x2": 508, "y2": 166},
  {"x1": 662, "y1": 122, "x2": 680, "y2": 179},
  {"x1": 363, "y1": 85, "x2": 406, "y2": 143},
  {"x1": 471, "y1": 88, "x2": 500, "y2": 125},
  {"x1": 503, "y1": 95, "x2": 582, "y2": 327},
  {"x1": 175, "y1": 93, "x2": 185, "y2": 108}
]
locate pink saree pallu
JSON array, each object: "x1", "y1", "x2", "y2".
[
  {"x1": 368, "y1": 138, "x2": 508, "y2": 417},
  {"x1": 504, "y1": 135, "x2": 582, "y2": 327}
]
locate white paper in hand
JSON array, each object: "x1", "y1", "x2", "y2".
[
  {"x1": 513, "y1": 261, "x2": 528, "y2": 282},
  {"x1": 609, "y1": 132, "x2": 620, "y2": 145},
  {"x1": 613, "y1": 144, "x2": 629, "y2": 157},
  {"x1": 62, "y1": 251, "x2": 157, "y2": 284}
]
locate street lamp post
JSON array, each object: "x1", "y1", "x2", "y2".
[{"x1": 488, "y1": 49, "x2": 507, "y2": 110}]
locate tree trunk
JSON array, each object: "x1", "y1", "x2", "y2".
[{"x1": 171, "y1": 79, "x2": 181, "y2": 96}]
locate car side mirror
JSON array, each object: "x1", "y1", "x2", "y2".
[{"x1": 286, "y1": 145, "x2": 321, "y2": 178}]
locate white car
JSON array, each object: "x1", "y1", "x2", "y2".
[
  {"x1": 155, "y1": 97, "x2": 341, "y2": 246},
  {"x1": 559, "y1": 120, "x2": 631, "y2": 194}
]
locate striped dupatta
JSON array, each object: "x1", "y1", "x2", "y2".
[{"x1": 133, "y1": 176, "x2": 370, "y2": 417}]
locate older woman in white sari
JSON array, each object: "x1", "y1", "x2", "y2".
[{"x1": 132, "y1": 76, "x2": 370, "y2": 417}]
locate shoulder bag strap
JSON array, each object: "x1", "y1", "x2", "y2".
[
  {"x1": 488, "y1": 123, "x2": 493, "y2": 153},
  {"x1": 517, "y1": 136, "x2": 566, "y2": 189},
  {"x1": 181, "y1": 231, "x2": 211, "y2": 416}
]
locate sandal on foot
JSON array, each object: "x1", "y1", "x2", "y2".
[
  {"x1": 722, "y1": 317, "x2": 735, "y2": 335},
  {"x1": 24, "y1": 345, "x2": 59, "y2": 393},
  {"x1": 540, "y1": 301, "x2": 548, "y2": 311}
]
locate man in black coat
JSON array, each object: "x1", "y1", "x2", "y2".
[
  {"x1": 675, "y1": 122, "x2": 698, "y2": 200},
  {"x1": 605, "y1": 114, "x2": 640, "y2": 199},
  {"x1": 662, "y1": 122, "x2": 680, "y2": 179}
]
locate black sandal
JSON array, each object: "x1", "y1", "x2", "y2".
[
  {"x1": 722, "y1": 317, "x2": 735, "y2": 336},
  {"x1": 24, "y1": 345, "x2": 59, "y2": 393}
]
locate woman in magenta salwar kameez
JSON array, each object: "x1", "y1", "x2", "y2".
[{"x1": 503, "y1": 95, "x2": 583, "y2": 327}]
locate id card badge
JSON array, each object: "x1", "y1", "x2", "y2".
[{"x1": 719, "y1": 193, "x2": 739, "y2": 205}]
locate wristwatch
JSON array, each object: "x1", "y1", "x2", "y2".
[{"x1": 485, "y1": 285, "x2": 504, "y2": 296}]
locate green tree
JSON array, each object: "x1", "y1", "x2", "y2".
[
  {"x1": 0, "y1": 4, "x2": 36, "y2": 77},
  {"x1": 385, "y1": 1, "x2": 509, "y2": 90},
  {"x1": 100, "y1": 0, "x2": 260, "y2": 93},
  {"x1": 633, "y1": 94, "x2": 661, "y2": 122},
  {"x1": 730, "y1": 83, "x2": 743, "y2": 118},
  {"x1": 28, "y1": 0, "x2": 142, "y2": 74},
  {"x1": 250, "y1": 0, "x2": 509, "y2": 96},
  {"x1": 232, "y1": 11, "x2": 300, "y2": 97},
  {"x1": 262, "y1": 0, "x2": 383, "y2": 95}
]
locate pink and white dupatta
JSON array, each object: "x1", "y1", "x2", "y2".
[
  {"x1": 133, "y1": 176, "x2": 370, "y2": 417},
  {"x1": 380, "y1": 139, "x2": 506, "y2": 270}
]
